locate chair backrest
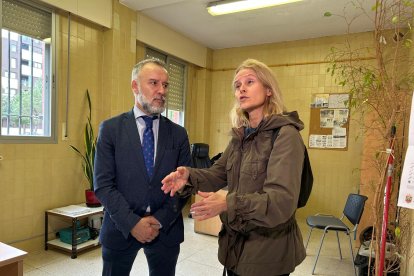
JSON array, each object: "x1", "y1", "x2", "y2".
[
  {"x1": 191, "y1": 143, "x2": 211, "y2": 169},
  {"x1": 210, "y1": 152, "x2": 223, "y2": 165},
  {"x1": 343, "y1": 193, "x2": 368, "y2": 226}
]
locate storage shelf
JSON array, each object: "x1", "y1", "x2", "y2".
[
  {"x1": 45, "y1": 204, "x2": 104, "y2": 258},
  {"x1": 47, "y1": 237, "x2": 100, "y2": 252}
]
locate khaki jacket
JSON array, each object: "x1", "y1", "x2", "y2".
[{"x1": 187, "y1": 112, "x2": 306, "y2": 275}]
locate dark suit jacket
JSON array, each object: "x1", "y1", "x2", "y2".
[{"x1": 94, "y1": 109, "x2": 191, "y2": 250}]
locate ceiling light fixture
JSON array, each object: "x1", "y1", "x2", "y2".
[{"x1": 207, "y1": 0, "x2": 303, "y2": 16}]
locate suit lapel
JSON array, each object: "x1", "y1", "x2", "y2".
[
  {"x1": 123, "y1": 110, "x2": 149, "y2": 181},
  {"x1": 154, "y1": 116, "x2": 168, "y2": 176}
]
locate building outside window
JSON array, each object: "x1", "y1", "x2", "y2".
[
  {"x1": 0, "y1": 0, "x2": 55, "y2": 142},
  {"x1": 145, "y1": 48, "x2": 186, "y2": 127},
  {"x1": 10, "y1": 57, "x2": 16, "y2": 68}
]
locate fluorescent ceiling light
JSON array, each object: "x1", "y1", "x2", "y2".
[{"x1": 207, "y1": 0, "x2": 303, "y2": 16}]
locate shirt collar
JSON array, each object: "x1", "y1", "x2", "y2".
[{"x1": 133, "y1": 106, "x2": 160, "y2": 120}]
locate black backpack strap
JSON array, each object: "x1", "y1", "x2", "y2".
[
  {"x1": 271, "y1": 127, "x2": 281, "y2": 145},
  {"x1": 271, "y1": 126, "x2": 313, "y2": 208}
]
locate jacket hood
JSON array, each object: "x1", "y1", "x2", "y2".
[
  {"x1": 261, "y1": 111, "x2": 304, "y2": 132},
  {"x1": 231, "y1": 111, "x2": 304, "y2": 139}
]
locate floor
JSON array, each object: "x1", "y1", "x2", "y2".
[{"x1": 23, "y1": 212, "x2": 356, "y2": 276}]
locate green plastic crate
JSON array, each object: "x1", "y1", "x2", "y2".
[{"x1": 59, "y1": 226, "x2": 91, "y2": 245}]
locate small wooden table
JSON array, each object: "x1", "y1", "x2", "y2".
[
  {"x1": 45, "y1": 204, "x2": 104, "y2": 258},
  {"x1": 0, "y1": 242, "x2": 27, "y2": 276}
]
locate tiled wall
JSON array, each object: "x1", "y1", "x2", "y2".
[
  {"x1": 0, "y1": 0, "x2": 136, "y2": 251},
  {"x1": 0, "y1": 14, "x2": 104, "y2": 250},
  {"x1": 207, "y1": 33, "x2": 375, "y2": 218},
  {"x1": 102, "y1": 0, "x2": 137, "y2": 118},
  {"x1": 185, "y1": 66, "x2": 212, "y2": 144},
  {"x1": 409, "y1": 211, "x2": 414, "y2": 275},
  {"x1": 1, "y1": 2, "x2": 412, "y2": 270}
]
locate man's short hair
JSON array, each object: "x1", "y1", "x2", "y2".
[{"x1": 131, "y1": 58, "x2": 167, "y2": 82}]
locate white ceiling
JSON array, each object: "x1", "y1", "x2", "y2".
[{"x1": 119, "y1": 0, "x2": 376, "y2": 50}]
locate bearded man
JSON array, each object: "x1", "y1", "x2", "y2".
[{"x1": 94, "y1": 58, "x2": 191, "y2": 276}]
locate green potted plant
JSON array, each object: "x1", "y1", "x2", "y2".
[{"x1": 70, "y1": 89, "x2": 101, "y2": 207}]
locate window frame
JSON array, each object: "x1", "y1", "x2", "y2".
[{"x1": 0, "y1": 0, "x2": 57, "y2": 143}]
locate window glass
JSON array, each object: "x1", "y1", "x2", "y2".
[{"x1": 1, "y1": 0, "x2": 55, "y2": 142}]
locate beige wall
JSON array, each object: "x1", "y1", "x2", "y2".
[
  {"x1": 207, "y1": 34, "x2": 372, "y2": 218},
  {"x1": 0, "y1": 13, "x2": 104, "y2": 250},
  {"x1": 136, "y1": 13, "x2": 208, "y2": 67},
  {"x1": 407, "y1": 210, "x2": 414, "y2": 275},
  {"x1": 102, "y1": 0, "x2": 137, "y2": 118},
  {"x1": 185, "y1": 65, "x2": 213, "y2": 144},
  {"x1": 1, "y1": 0, "x2": 413, "y2": 271},
  {"x1": 0, "y1": 0, "x2": 135, "y2": 251},
  {"x1": 39, "y1": 0, "x2": 112, "y2": 28}
]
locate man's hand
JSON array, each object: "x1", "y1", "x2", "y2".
[
  {"x1": 161, "y1": 166, "x2": 190, "y2": 196},
  {"x1": 130, "y1": 216, "x2": 161, "y2": 243},
  {"x1": 190, "y1": 191, "x2": 227, "y2": 221}
]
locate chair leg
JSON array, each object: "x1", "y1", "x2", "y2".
[
  {"x1": 312, "y1": 230, "x2": 327, "y2": 275},
  {"x1": 347, "y1": 234, "x2": 357, "y2": 276},
  {"x1": 336, "y1": 231, "x2": 343, "y2": 260},
  {"x1": 305, "y1": 227, "x2": 314, "y2": 249}
]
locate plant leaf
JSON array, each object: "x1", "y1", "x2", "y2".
[{"x1": 69, "y1": 89, "x2": 96, "y2": 190}]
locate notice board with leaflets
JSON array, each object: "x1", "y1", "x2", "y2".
[{"x1": 308, "y1": 93, "x2": 350, "y2": 150}]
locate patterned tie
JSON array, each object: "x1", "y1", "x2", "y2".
[{"x1": 142, "y1": 116, "x2": 156, "y2": 179}]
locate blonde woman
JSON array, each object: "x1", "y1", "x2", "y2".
[{"x1": 162, "y1": 59, "x2": 306, "y2": 276}]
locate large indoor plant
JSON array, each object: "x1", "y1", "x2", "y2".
[
  {"x1": 70, "y1": 89, "x2": 101, "y2": 207},
  {"x1": 325, "y1": 1, "x2": 414, "y2": 274}
]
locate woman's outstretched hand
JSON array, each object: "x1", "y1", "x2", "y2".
[
  {"x1": 161, "y1": 166, "x2": 190, "y2": 196},
  {"x1": 190, "y1": 191, "x2": 227, "y2": 221}
]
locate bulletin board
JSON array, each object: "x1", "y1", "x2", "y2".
[{"x1": 308, "y1": 93, "x2": 350, "y2": 150}]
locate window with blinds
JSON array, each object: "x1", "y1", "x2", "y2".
[
  {"x1": 145, "y1": 48, "x2": 186, "y2": 127},
  {"x1": 0, "y1": 0, "x2": 55, "y2": 142}
]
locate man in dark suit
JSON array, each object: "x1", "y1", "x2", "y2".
[{"x1": 94, "y1": 58, "x2": 191, "y2": 276}]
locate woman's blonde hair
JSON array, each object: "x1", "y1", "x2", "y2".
[{"x1": 230, "y1": 59, "x2": 286, "y2": 128}]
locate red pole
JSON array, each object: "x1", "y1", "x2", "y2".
[{"x1": 378, "y1": 126, "x2": 396, "y2": 276}]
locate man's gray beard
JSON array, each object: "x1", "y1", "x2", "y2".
[{"x1": 137, "y1": 93, "x2": 165, "y2": 115}]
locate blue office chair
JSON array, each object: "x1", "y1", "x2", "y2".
[{"x1": 305, "y1": 193, "x2": 368, "y2": 275}]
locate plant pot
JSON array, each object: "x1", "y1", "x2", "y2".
[{"x1": 85, "y1": 189, "x2": 101, "y2": 207}]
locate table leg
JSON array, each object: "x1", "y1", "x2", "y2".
[
  {"x1": 71, "y1": 218, "x2": 78, "y2": 259},
  {"x1": 44, "y1": 212, "x2": 48, "y2": 250}
]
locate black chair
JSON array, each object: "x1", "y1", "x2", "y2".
[
  {"x1": 305, "y1": 193, "x2": 368, "y2": 276},
  {"x1": 189, "y1": 143, "x2": 212, "y2": 219},
  {"x1": 191, "y1": 143, "x2": 211, "y2": 169}
]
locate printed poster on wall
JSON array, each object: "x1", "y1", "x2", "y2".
[
  {"x1": 398, "y1": 95, "x2": 414, "y2": 209},
  {"x1": 309, "y1": 93, "x2": 349, "y2": 149}
]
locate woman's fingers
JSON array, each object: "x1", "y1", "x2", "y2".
[
  {"x1": 161, "y1": 167, "x2": 189, "y2": 196},
  {"x1": 197, "y1": 191, "x2": 213, "y2": 198},
  {"x1": 161, "y1": 172, "x2": 178, "y2": 194}
]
